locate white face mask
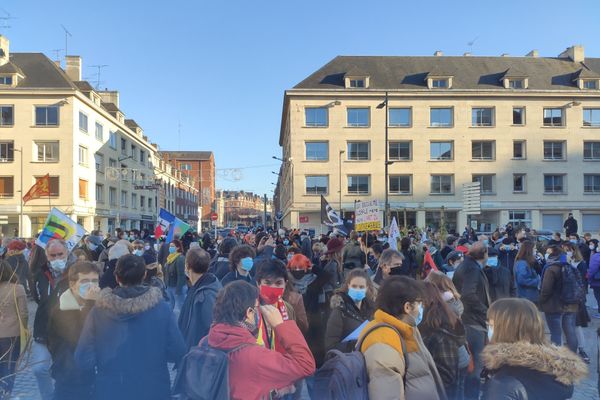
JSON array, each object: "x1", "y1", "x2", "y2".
[{"x1": 591, "y1": 244, "x2": 596, "y2": 251}]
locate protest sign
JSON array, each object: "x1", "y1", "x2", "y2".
[{"x1": 355, "y1": 200, "x2": 382, "y2": 232}]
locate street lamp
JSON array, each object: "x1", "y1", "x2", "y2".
[
  {"x1": 377, "y1": 91, "x2": 390, "y2": 228},
  {"x1": 14, "y1": 147, "x2": 23, "y2": 237},
  {"x1": 272, "y1": 156, "x2": 285, "y2": 162},
  {"x1": 339, "y1": 150, "x2": 345, "y2": 214}
]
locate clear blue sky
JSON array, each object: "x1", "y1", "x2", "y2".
[{"x1": 3, "y1": 0, "x2": 600, "y2": 197}]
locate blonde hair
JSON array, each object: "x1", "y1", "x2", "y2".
[
  {"x1": 487, "y1": 298, "x2": 546, "y2": 345},
  {"x1": 426, "y1": 271, "x2": 460, "y2": 300}
]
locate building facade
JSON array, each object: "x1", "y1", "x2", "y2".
[
  {"x1": 160, "y1": 151, "x2": 215, "y2": 230},
  {"x1": 277, "y1": 46, "x2": 600, "y2": 235},
  {"x1": 217, "y1": 190, "x2": 272, "y2": 227}
]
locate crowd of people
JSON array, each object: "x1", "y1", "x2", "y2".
[{"x1": 0, "y1": 219, "x2": 597, "y2": 399}]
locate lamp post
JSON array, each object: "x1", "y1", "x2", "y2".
[
  {"x1": 14, "y1": 147, "x2": 23, "y2": 237},
  {"x1": 339, "y1": 150, "x2": 345, "y2": 215},
  {"x1": 377, "y1": 92, "x2": 390, "y2": 227}
]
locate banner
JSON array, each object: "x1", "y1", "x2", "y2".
[
  {"x1": 320, "y1": 195, "x2": 348, "y2": 236},
  {"x1": 23, "y1": 174, "x2": 51, "y2": 203},
  {"x1": 155, "y1": 208, "x2": 175, "y2": 239},
  {"x1": 388, "y1": 217, "x2": 400, "y2": 250},
  {"x1": 355, "y1": 200, "x2": 382, "y2": 232},
  {"x1": 35, "y1": 208, "x2": 86, "y2": 251},
  {"x1": 167, "y1": 218, "x2": 191, "y2": 242}
]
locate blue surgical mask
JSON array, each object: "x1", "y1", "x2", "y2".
[
  {"x1": 168, "y1": 247, "x2": 176, "y2": 254},
  {"x1": 241, "y1": 257, "x2": 254, "y2": 272},
  {"x1": 415, "y1": 303, "x2": 424, "y2": 326},
  {"x1": 50, "y1": 259, "x2": 67, "y2": 272},
  {"x1": 287, "y1": 254, "x2": 293, "y2": 262},
  {"x1": 482, "y1": 239, "x2": 489, "y2": 247},
  {"x1": 569, "y1": 239, "x2": 578, "y2": 244},
  {"x1": 488, "y1": 326, "x2": 494, "y2": 342},
  {"x1": 487, "y1": 257, "x2": 498, "y2": 268},
  {"x1": 347, "y1": 287, "x2": 367, "y2": 302},
  {"x1": 283, "y1": 239, "x2": 289, "y2": 246},
  {"x1": 134, "y1": 249, "x2": 144, "y2": 257},
  {"x1": 78, "y1": 282, "x2": 97, "y2": 299}
]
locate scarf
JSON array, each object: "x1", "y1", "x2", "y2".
[{"x1": 166, "y1": 251, "x2": 180, "y2": 265}]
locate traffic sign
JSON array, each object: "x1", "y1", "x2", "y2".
[{"x1": 210, "y1": 212, "x2": 218, "y2": 221}]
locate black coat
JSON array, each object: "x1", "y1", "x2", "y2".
[
  {"x1": 563, "y1": 217, "x2": 578, "y2": 236},
  {"x1": 452, "y1": 255, "x2": 491, "y2": 330},
  {"x1": 208, "y1": 256, "x2": 231, "y2": 280},
  {"x1": 483, "y1": 266, "x2": 517, "y2": 302},
  {"x1": 99, "y1": 259, "x2": 118, "y2": 290},
  {"x1": 324, "y1": 292, "x2": 374, "y2": 352},
  {"x1": 33, "y1": 266, "x2": 70, "y2": 342}
]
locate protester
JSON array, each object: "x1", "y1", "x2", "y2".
[
  {"x1": 206, "y1": 281, "x2": 315, "y2": 399},
  {"x1": 0, "y1": 260, "x2": 28, "y2": 398},
  {"x1": 342, "y1": 231, "x2": 365, "y2": 272},
  {"x1": 426, "y1": 270, "x2": 464, "y2": 317},
  {"x1": 325, "y1": 269, "x2": 375, "y2": 352},
  {"x1": 75, "y1": 254, "x2": 186, "y2": 400},
  {"x1": 514, "y1": 240, "x2": 541, "y2": 304},
  {"x1": 442, "y1": 250, "x2": 464, "y2": 278},
  {"x1": 164, "y1": 239, "x2": 187, "y2": 311},
  {"x1": 482, "y1": 298, "x2": 587, "y2": 400},
  {"x1": 359, "y1": 276, "x2": 447, "y2": 400},
  {"x1": 82, "y1": 233, "x2": 104, "y2": 262},
  {"x1": 441, "y1": 236, "x2": 457, "y2": 261},
  {"x1": 563, "y1": 213, "x2": 578, "y2": 236},
  {"x1": 47, "y1": 261, "x2": 100, "y2": 400},
  {"x1": 5, "y1": 239, "x2": 30, "y2": 296},
  {"x1": 483, "y1": 247, "x2": 516, "y2": 302},
  {"x1": 208, "y1": 237, "x2": 237, "y2": 280},
  {"x1": 322, "y1": 237, "x2": 344, "y2": 298},
  {"x1": 373, "y1": 248, "x2": 404, "y2": 288},
  {"x1": 589, "y1": 250, "x2": 600, "y2": 314},
  {"x1": 282, "y1": 255, "x2": 310, "y2": 334},
  {"x1": 178, "y1": 247, "x2": 222, "y2": 350},
  {"x1": 99, "y1": 239, "x2": 130, "y2": 289},
  {"x1": 221, "y1": 244, "x2": 256, "y2": 286}
]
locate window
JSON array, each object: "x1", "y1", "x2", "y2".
[
  {"x1": 305, "y1": 107, "x2": 328, "y2": 127},
  {"x1": 430, "y1": 108, "x2": 453, "y2": 127},
  {"x1": 508, "y1": 79, "x2": 524, "y2": 89},
  {"x1": 0, "y1": 76, "x2": 12, "y2": 85},
  {"x1": 509, "y1": 210, "x2": 531, "y2": 227},
  {"x1": 0, "y1": 106, "x2": 13, "y2": 126},
  {"x1": 543, "y1": 108, "x2": 564, "y2": 126},
  {"x1": 347, "y1": 142, "x2": 370, "y2": 161},
  {"x1": 584, "y1": 142, "x2": 600, "y2": 160},
  {"x1": 139, "y1": 150, "x2": 145, "y2": 165},
  {"x1": 79, "y1": 112, "x2": 88, "y2": 133},
  {"x1": 430, "y1": 175, "x2": 453, "y2": 194},
  {"x1": 95, "y1": 122, "x2": 103, "y2": 141},
  {"x1": 583, "y1": 108, "x2": 600, "y2": 127},
  {"x1": 78, "y1": 146, "x2": 88, "y2": 166},
  {"x1": 513, "y1": 140, "x2": 526, "y2": 159},
  {"x1": 109, "y1": 187, "x2": 117, "y2": 206},
  {"x1": 179, "y1": 163, "x2": 191, "y2": 170},
  {"x1": 305, "y1": 176, "x2": 328, "y2": 195},
  {"x1": 513, "y1": 107, "x2": 525, "y2": 125},
  {"x1": 95, "y1": 153, "x2": 104, "y2": 172},
  {"x1": 96, "y1": 184, "x2": 104, "y2": 203},
  {"x1": 430, "y1": 141, "x2": 453, "y2": 160},
  {"x1": 431, "y1": 79, "x2": 448, "y2": 88},
  {"x1": 472, "y1": 174, "x2": 495, "y2": 194},
  {"x1": 389, "y1": 108, "x2": 411, "y2": 127},
  {"x1": 120, "y1": 138, "x2": 127, "y2": 155},
  {"x1": 472, "y1": 108, "x2": 494, "y2": 127},
  {"x1": 131, "y1": 145, "x2": 137, "y2": 160},
  {"x1": 0, "y1": 176, "x2": 14, "y2": 198},
  {"x1": 141, "y1": 195, "x2": 145, "y2": 209},
  {"x1": 389, "y1": 141, "x2": 411, "y2": 161},
  {"x1": 121, "y1": 190, "x2": 127, "y2": 207},
  {"x1": 305, "y1": 142, "x2": 328, "y2": 161},
  {"x1": 543, "y1": 141, "x2": 565, "y2": 160},
  {"x1": 584, "y1": 80, "x2": 598, "y2": 89},
  {"x1": 349, "y1": 79, "x2": 365, "y2": 88},
  {"x1": 348, "y1": 175, "x2": 369, "y2": 194},
  {"x1": 79, "y1": 179, "x2": 88, "y2": 199},
  {"x1": 513, "y1": 174, "x2": 526, "y2": 193},
  {"x1": 389, "y1": 175, "x2": 411, "y2": 194},
  {"x1": 35, "y1": 141, "x2": 59, "y2": 162},
  {"x1": 35, "y1": 106, "x2": 59, "y2": 126},
  {"x1": 347, "y1": 108, "x2": 369, "y2": 127},
  {"x1": 109, "y1": 131, "x2": 117, "y2": 149},
  {"x1": 471, "y1": 141, "x2": 495, "y2": 160},
  {"x1": 109, "y1": 158, "x2": 117, "y2": 168},
  {"x1": 584, "y1": 175, "x2": 600, "y2": 193},
  {"x1": 132, "y1": 193, "x2": 137, "y2": 209},
  {"x1": 0, "y1": 141, "x2": 13, "y2": 162},
  {"x1": 148, "y1": 197, "x2": 153, "y2": 209},
  {"x1": 544, "y1": 174, "x2": 565, "y2": 193},
  {"x1": 35, "y1": 176, "x2": 59, "y2": 197}
]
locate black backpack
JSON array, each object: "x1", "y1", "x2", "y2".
[
  {"x1": 313, "y1": 323, "x2": 407, "y2": 399},
  {"x1": 560, "y1": 263, "x2": 584, "y2": 305},
  {"x1": 173, "y1": 338, "x2": 249, "y2": 400}
]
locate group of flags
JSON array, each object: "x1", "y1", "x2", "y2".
[{"x1": 154, "y1": 208, "x2": 191, "y2": 242}]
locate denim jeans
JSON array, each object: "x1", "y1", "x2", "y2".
[
  {"x1": 593, "y1": 287, "x2": 600, "y2": 312},
  {"x1": 545, "y1": 312, "x2": 578, "y2": 352},
  {"x1": 167, "y1": 286, "x2": 187, "y2": 312},
  {"x1": 464, "y1": 325, "x2": 486, "y2": 400},
  {"x1": 30, "y1": 341, "x2": 54, "y2": 400}
]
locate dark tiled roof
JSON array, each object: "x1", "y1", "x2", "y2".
[
  {"x1": 6, "y1": 53, "x2": 74, "y2": 89},
  {"x1": 160, "y1": 151, "x2": 213, "y2": 160},
  {"x1": 294, "y1": 55, "x2": 600, "y2": 90},
  {"x1": 573, "y1": 66, "x2": 600, "y2": 80},
  {"x1": 73, "y1": 80, "x2": 95, "y2": 92},
  {"x1": 125, "y1": 119, "x2": 141, "y2": 130},
  {"x1": 101, "y1": 102, "x2": 120, "y2": 112},
  {"x1": 0, "y1": 61, "x2": 24, "y2": 75}
]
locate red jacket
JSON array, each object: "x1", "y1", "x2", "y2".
[{"x1": 207, "y1": 321, "x2": 316, "y2": 400}]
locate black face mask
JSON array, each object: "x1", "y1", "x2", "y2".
[{"x1": 291, "y1": 270, "x2": 306, "y2": 280}]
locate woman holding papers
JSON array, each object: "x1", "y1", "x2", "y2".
[{"x1": 324, "y1": 269, "x2": 375, "y2": 352}]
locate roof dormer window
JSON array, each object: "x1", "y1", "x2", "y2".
[
  {"x1": 426, "y1": 71, "x2": 453, "y2": 89},
  {"x1": 0, "y1": 76, "x2": 12, "y2": 85},
  {"x1": 508, "y1": 79, "x2": 524, "y2": 89},
  {"x1": 431, "y1": 78, "x2": 448, "y2": 88},
  {"x1": 349, "y1": 79, "x2": 365, "y2": 88},
  {"x1": 345, "y1": 75, "x2": 370, "y2": 89},
  {"x1": 583, "y1": 80, "x2": 599, "y2": 89}
]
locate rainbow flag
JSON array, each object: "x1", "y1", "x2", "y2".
[
  {"x1": 167, "y1": 218, "x2": 191, "y2": 242},
  {"x1": 35, "y1": 208, "x2": 86, "y2": 251}
]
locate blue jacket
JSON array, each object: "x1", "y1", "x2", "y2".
[
  {"x1": 75, "y1": 285, "x2": 186, "y2": 400},
  {"x1": 514, "y1": 259, "x2": 540, "y2": 303}
]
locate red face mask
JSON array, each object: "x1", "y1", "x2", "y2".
[{"x1": 260, "y1": 285, "x2": 284, "y2": 304}]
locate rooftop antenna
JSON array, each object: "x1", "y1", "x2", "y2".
[
  {"x1": 51, "y1": 49, "x2": 63, "y2": 62},
  {"x1": 90, "y1": 64, "x2": 108, "y2": 89},
  {"x1": 0, "y1": 8, "x2": 15, "y2": 33},
  {"x1": 467, "y1": 35, "x2": 479, "y2": 54},
  {"x1": 60, "y1": 24, "x2": 72, "y2": 58},
  {"x1": 177, "y1": 121, "x2": 182, "y2": 151}
]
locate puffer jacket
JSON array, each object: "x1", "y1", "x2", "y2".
[
  {"x1": 325, "y1": 292, "x2": 374, "y2": 352},
  {"x1": 514, "y1": 260, "x2": 540, "y2": 303},
  {"x1": 482, "y1": 341, "x2": 587, "y2": 400},
  {"x1": 539, "y1": 258, "x2": 578, "y2": 314},
  {"x1": 359, "y1": 309, "x2": 447, "y2": 400}
]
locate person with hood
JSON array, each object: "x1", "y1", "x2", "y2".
[
  {"x1": 359, "y1": 276, "x2": 447, "y2": 400},
  {"x1": 420, "y1": 281, "x2": 467, "y2": 400},
  {"x1": 342, "y1": 231, "x2": 365, "y2": 272},
  {"x1": 47, "y1": 261, "x2": 100, "y2": 400},
  {"x1": 563, "y1": 213, "x2": 578, "y2": 237},
  {"x1": 221, "y1": 244, "x2": 256, "y2": 286},
  {"x1": 325, "y1": 269, "x2": 375, "y2": 352},
  {"x1": 482, "y1": 298, "x2": 587, "y2": 400},
  {"x1": 441, "y1": 250, "x2": 464, "y2": 278},
  {"x1": 82, "y1": 232, "x2": 104, "y2": 262},
  {"x1": 483, "y1": 247, "x2": 516, "y2": 302},
  {"x1": 208, "y1": 237, "x2": 237, "y2": 280},
  {"x1": 5, "y1": 239, "x2": 30, "y2": 296},
  {"x1": 178, "y1": 247, "x2": 222, "y2": 351},
  {"x1": 164, "y1": 239, "x2": 187, "y2": 311},
  {"x1": 206, "y1": 281, "x2": 315, "y2": 399},
  {"x1": 514, "y1": 241, "x2": 541, "y2": 304},
  {"x1": 99, "y1": 240, "x2": 131, "y2": 290},
  {"x1": 74, "y1": 254, "x2": 186, "y2": 400}
]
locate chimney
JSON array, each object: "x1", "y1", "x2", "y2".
[
  {"x1": 65, "y1": 56, "x2": 82, "y2": 81},
  {"x1": 526, "y1": 49, "x2": 539, "y2": 58},
  {"x1": 463, "y1": 52, "x2": 472, "y2": 57},
  {"x1": 0, "y1": 35, "x2": 9, "y2": 66},
  {"x1": 433, "y1": 50, "x2": 443, "y2": 56},
  {"x1": 98, "y1": 90, "x2": 119, "y2": 107},
  {"x1": 559, "y1": 45, "x2": 585, "y2": 63}
]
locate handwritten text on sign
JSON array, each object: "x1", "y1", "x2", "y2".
[{"x1": 355, "y1": 200, "x2": 382, "y2": 232}]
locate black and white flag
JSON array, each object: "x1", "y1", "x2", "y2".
[{"x1": 321, "y1": 195, "x2": 349, "y2": 236}]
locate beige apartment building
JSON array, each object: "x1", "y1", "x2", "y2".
[
  {"x1": 277, "y1": 45, "x2": 600, "y2": 235},
  {"x1": 0, "y1": 35, "x2": 198, "y2": 237}
]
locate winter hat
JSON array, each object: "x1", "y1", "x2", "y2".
[
  {"x1": 109, "y1": 241, "x2": 131, "y2": 260},
  {"x1": 325, "y1": 237, "x2": 344, "y2": 254}
]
